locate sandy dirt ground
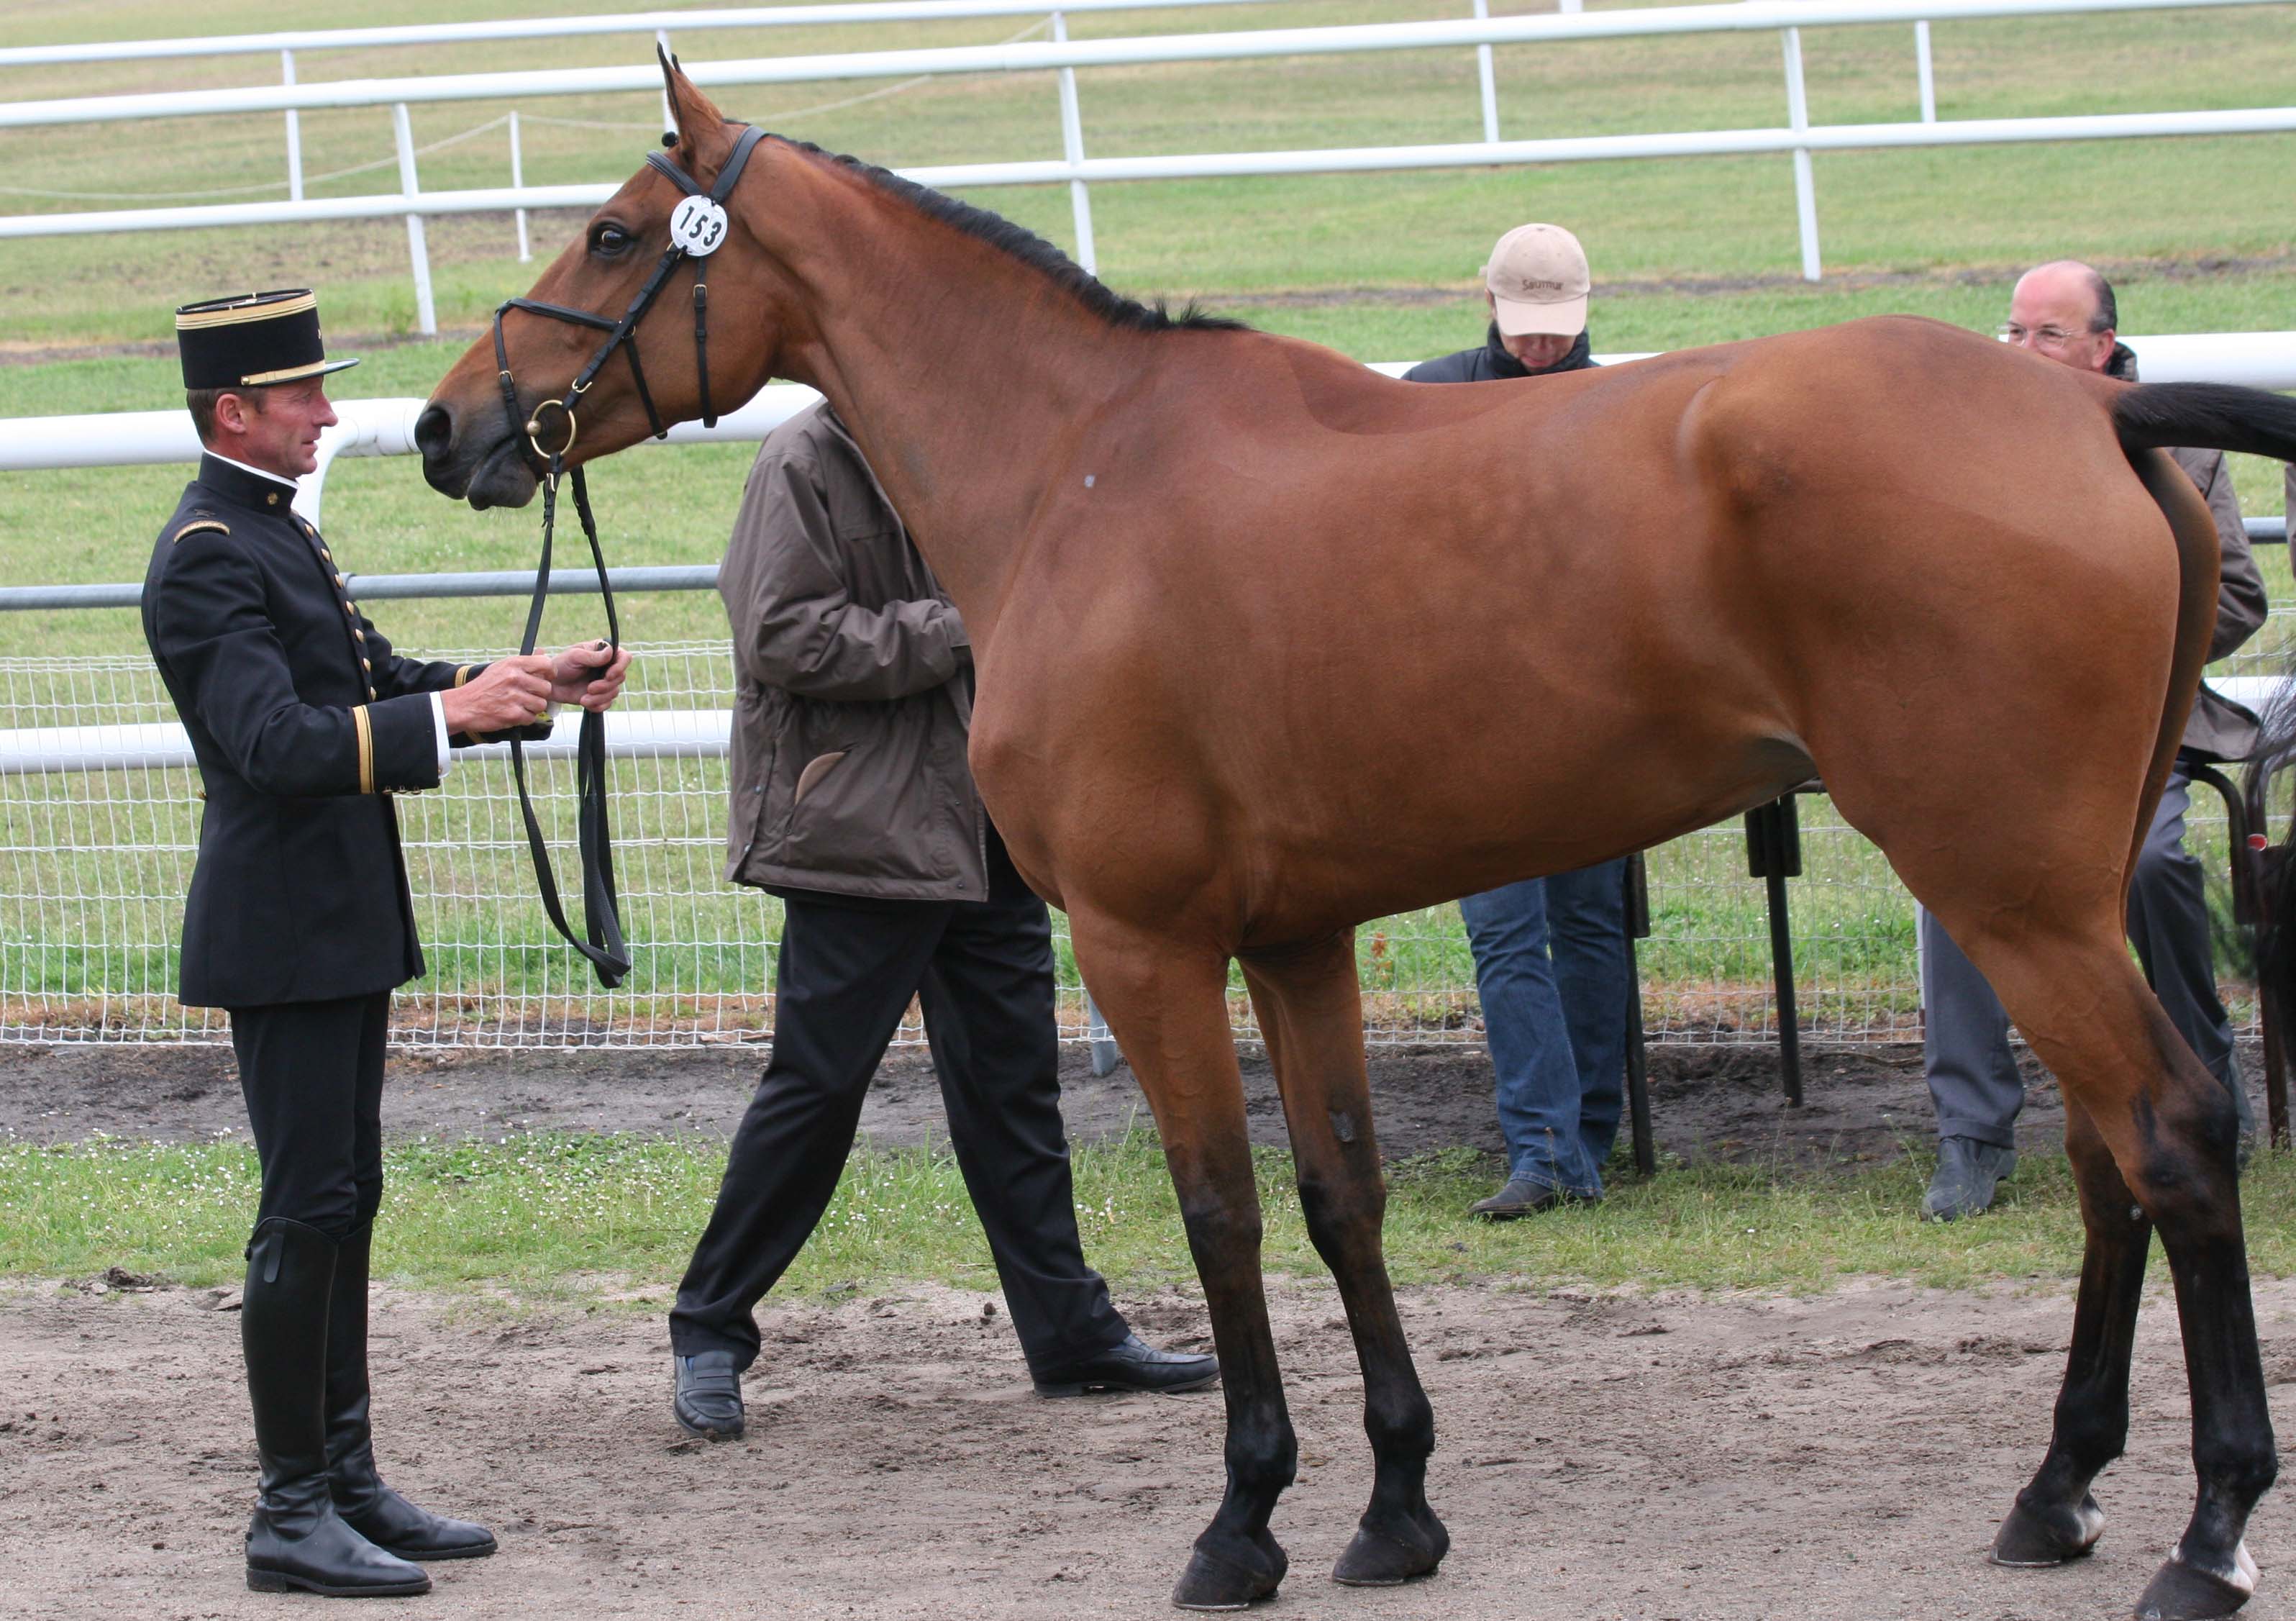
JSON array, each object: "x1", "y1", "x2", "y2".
[
  {"x1": 6, "y1": 1273, "x2": 2295, "y2": 1621},
  {"x1": 9, "y1": 1038, "x2": 2280, "y2": 1620},
  {"x1": 0, "y1": 1036, "x2": 2082, "y2": 1169}
]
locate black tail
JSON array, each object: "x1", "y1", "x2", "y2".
[{"x1": 2113, "y1": 381, "x2": 2296, "y2": 461}]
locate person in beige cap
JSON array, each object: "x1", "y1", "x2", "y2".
[
  {"x1": 1405, "y1": 224, "x2": 1631, "y2": 1217},
  {"x1": 1408, "y1": 222, "x2": 1593, "y2": 383}
]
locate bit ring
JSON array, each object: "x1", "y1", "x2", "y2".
[{"x1": 525, "y1": 398, "x2": 578, "y2": 461}]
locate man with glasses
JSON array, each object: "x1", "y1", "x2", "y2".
[{"x1": 1918, "y1": 260, "x2": 2266, "y2": 1221}]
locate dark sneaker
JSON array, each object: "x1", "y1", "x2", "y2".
[
  {"x1": 1921, "y1": 1137, "x2": 2016, "y2": 1222},
  {"x1": 672, "y1": 1350, "x2": 745, "y2": 1440},
  {"x1": 1034, "y1": 1333, "x2": 1219, "y2": 1397},
  {"x1": 1470, "y1": 1177, "x2": 1593, "y2": 1220}
]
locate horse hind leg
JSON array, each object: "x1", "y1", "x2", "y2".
[
  {"x1": 1239, "y1": 932, "x2": 1447, "y2": 1588},
  {"x1": 1939, "y1": 908, "x2": 2275, "y2": 1619},
  {"x1": 1067, "y1": 910, "x2": 1294, "y2": 1611},
  {"x1": 1990, "y1": 1096, "x2": 2148, "y2": 1568}
]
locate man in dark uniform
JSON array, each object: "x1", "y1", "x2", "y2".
[{"x1": 145, "y1": 289, "x2": 631, "y2": 1598}]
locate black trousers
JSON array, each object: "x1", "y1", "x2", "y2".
[
  {"x1": 228, "y1": 992, "x2": 391, "y2": 1242},
  {"x1": 670, "y1": 835, "x2": 1128, "y2": 1376}
]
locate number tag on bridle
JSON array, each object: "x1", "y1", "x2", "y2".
[{"x1": 669, "y1": 196, "x2": 729, "y2": 257}]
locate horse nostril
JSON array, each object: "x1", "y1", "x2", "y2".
[{"x1": 413, "y1": 404, "x2": 453, "y2": 461}]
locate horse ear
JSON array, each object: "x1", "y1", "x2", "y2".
[{"x1": 657, "y1": 47, "x2": 729, "y2": 166}]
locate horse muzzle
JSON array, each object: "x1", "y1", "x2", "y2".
[{"x1": 414, "y1": 401, "x2": 542, "y2": 511}]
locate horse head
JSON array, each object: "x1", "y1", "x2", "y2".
[{"x1": 418, "y1": 56, "x2": 793, "y2": 509}]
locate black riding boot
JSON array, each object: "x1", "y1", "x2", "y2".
[
  {"x1": 325, "y1": 1220, "x2": 498, "y2": 1561},
  {"x1": 242, "y1": 1218, "x2": 431, "y2": 1597}
]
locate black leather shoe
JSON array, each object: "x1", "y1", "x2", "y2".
[
  {"x1": 1921, "y1": 1137, "x2": 2016, "y2": 1222},
  {"x1": 1470, "y1": 1177, "x2": 1593, "y2": 1220},
  {"x1": 673, "y1": 1350, "x2": 746, "y2": 1439},
  {"x1": 1034, "y1": 1333, "x2": 1220, "y2": 1397},
  {"x1": 326, "y1": 1222, "x2": 496, "y2": 1561}
]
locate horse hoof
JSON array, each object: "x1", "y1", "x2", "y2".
[
  {"x1": 1171, "y1": 1533, "x2": 1287, "y2": 1611},
  {"x1": 2134, "y1": 1544, "x2": 2256, "y2": 1620},
  {"x1": 1332, "y1": 1511, "x2": 1449, "y2": 1587},
  {"x1": 1990, "y1": 1493, "x2": 2104, "y2": 1566}
]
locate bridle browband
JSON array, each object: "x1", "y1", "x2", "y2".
[{"x1": 486, "y1": 119, "x2": 767, "y2": 990}]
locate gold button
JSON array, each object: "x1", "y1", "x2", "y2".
[
  {"x1": 355, "y1": 630, "x2": 366, "y2": 643},
  {"x1": 344, "y1": 601, "x2": 356, "y2": 617},
  {"x1": 265, "y1": 493, "x2": 279, "y2": 506},
  {"x1": 333, "y1": 573, "x2": 345, "y2": 588},
  {"x1": 361, "y1": 658, "x2": 371, "y2": 671},
  {"x1": 368, "y1": 687, "x2": 378, "y2": 701},
  {"x1": 320, "y1": 549, "x2": 332, "y2": 562}
]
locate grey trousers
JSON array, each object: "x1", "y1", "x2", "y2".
[{"x1": 1921, "y1": 764, "x2": 2251, "y2": 1148}]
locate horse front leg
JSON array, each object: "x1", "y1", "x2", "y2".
[
  {"x1": 1242, "y1": 935, "x2": 1447, "y2": 1588},
  {"x1": 1072, "y1": 912, "x2": 1295, "y2": 1610},
  {"x1": 1991, "y1": 1099, "x2": 2149, "y2": 1567}
]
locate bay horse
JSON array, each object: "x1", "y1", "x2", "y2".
[{"x1": 418, "y1": 59, "x2": 2296, "y2": 1617}]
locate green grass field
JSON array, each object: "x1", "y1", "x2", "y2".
[
  {"x1": 12, "y1": 1128, "x2": 2296, "y2": 1299},
  {"x1": 0, "y1": 1, "x2": 2292, "y2": 1040}
]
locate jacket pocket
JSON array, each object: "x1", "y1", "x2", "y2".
[{"x1": 793, "y1": 750, "x2": 847, "y2": 806}]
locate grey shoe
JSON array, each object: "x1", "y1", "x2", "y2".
[
  {"x1": 672, "y1": 1350, "x2": 744, "y2": 1440},
  {"x1": 1921, "y1": 1137, "x2": 2016, "y2": 1222},
  {"x1": 1470, "y1": 1177, "x2": 1593, "y2": 1220}
]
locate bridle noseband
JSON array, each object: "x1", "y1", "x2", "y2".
[{"x1": 485, "y1": 120, "x2": 767, "y2": 990}]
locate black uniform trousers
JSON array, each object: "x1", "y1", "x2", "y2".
[
  {"x1": 670, "y1": 834, "x2": 1129, "y2": 1376},
  {"x1": 229, "y1": 992, "x2": 392, "y2": 1242}
]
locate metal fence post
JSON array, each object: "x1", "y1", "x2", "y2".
[
  {"x1": 1781, "y1": 27, "x2": 1822, "y2": 283},
  {"x1": 391, "y1": 103, "x2": 437, "y2": 337},
  {"x1": 1051, "y1": 12, "x2": 1098, "y2": 276},
  {"x1": 1472, "y1": 0, "x2": 1500, "y2": 144},
  {"x1": 509, "y1": 110, "x2": 532, "y2": 263},
  {"x1": 1084, "y1": 986, "x2": 1124, "y2": 1077},
  {"x1": 1915, "y1": 20, "x2": 1937, "y2": 122},
  {"x1": 281, "y1": 50, "x2": 304, "y2": 202}
]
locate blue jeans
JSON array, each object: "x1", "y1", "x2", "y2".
[{"x1": 1459, "y1": 859, "x2": 1632, "y2": 1197}]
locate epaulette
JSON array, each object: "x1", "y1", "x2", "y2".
[{"x1": 170, "y1": 518, "x2": 232, "y2": 545}]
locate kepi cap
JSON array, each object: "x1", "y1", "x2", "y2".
[
  {"x1": 176, "y1": 289, "x2": 360, "y2": 390},
  {"x1": 1483, "y1": 223, "x2": 1590, "y2": 337}
]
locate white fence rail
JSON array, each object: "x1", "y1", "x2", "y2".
[{"x1": 5, "y1": 0, "x2": 2293, "y2": 329}]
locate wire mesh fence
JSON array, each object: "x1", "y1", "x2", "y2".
[{"x1": 0, "y1": 632, "x2": 2269, "y2": 1050}]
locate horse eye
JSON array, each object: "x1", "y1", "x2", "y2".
[{"x1": 591, "y1": 224, "x2": 633, "y2": 255}]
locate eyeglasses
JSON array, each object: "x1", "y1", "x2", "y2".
[{"x1": 1996, "y1": 322, "x2": 2086, "y2": 350}]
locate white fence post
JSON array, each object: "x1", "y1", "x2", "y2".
[
  {"x1": 1558, "y1": 0, "x2": 1583, "y2": 13},
  {"x1": 1473, "y1": 0, "x2": 1500, "y2": 143},
  {"x1": 391, "y1": 102, "x2": 437, "y2": 336},
  {"x1": 1051, "y1": 12, "x2": 1098, "y2": 275},
  {"x1": 509, "y1": 109, "x2": 532, "y2": 262},
  {"x1": 281, "y1": 50, "x2": 304, "y2": 202},
  {"x1": 1781, "y1": 27, "x2": 1822, "y2": 282},
  {"x1": 1915, "y1": 20, "x2": 1938, "y2": 122}
]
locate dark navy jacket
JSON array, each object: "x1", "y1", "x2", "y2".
[
  {"x1": 142, "y1": 453, "x2": 480, "y2": 1009},
  {"x1": 1402, "y1": 324, "x2": 1594, "y2": 386}
]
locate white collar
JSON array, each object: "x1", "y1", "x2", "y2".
[{"x1": 206, "y1": 449, "x2": 302, "y2": 492}]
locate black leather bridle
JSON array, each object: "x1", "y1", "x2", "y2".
[{"x1": 486, "y1": 120, "x2": 767, "y2": 990}]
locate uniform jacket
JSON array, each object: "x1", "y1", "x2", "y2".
[
  {"x1": 143, "y1": 453, "x2": 488, "y2": 1007},
  {"x1": 2106, "y1": 345, "x2": 2269, "y2": 761},
  {"x1": 718, "y1": 404, "x2": 986, "y2": 904}
]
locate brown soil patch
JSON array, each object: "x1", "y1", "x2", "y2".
[
  {"x1": 6, "y1": 1272, "x2": 2294, "y2": 1618},
  {"x1": 0, "y1": 1035, "x2": 2097, "y2": 1171}
]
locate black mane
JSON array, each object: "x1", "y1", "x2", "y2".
[{"x1": 773, "y1": 136, "x2": 1249, "y2": 335}]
